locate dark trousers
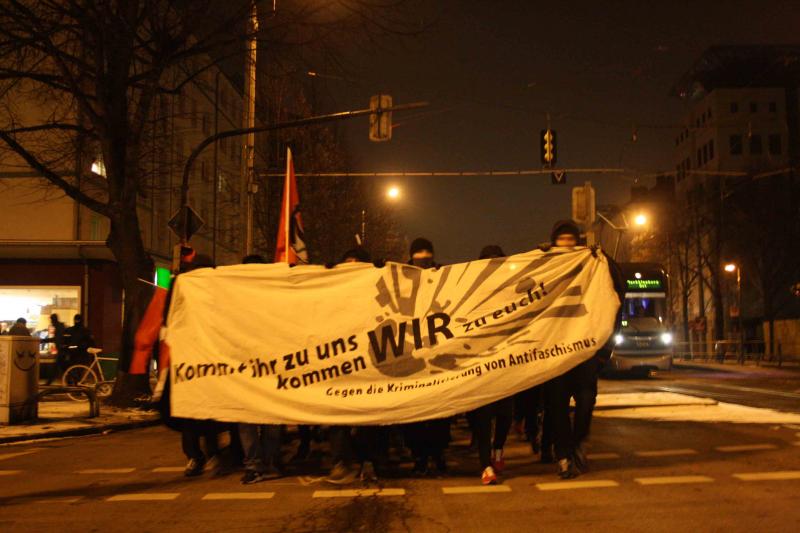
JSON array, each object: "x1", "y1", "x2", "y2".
[
  {"x1": 473, "y1": 397, "x2": 513, "y2": 469},
  {"x1": 514, "y1": 385, "x2": 544, "y2": 443},
  {"x1": 181, "y1": 421, "x2": 220, "y2": 461},
  {"x1": 239, "y1": 424, "x2": 281, "y2": 472},
  {"x1": 404, "y1": 419, "x2": 450, "y2": 463},
  {"x1": 330, "y1": 426, "x2": 388, "y2": 466},
  {"x1": 546, "y1": 358, "x2": 599, "y2": 460}
]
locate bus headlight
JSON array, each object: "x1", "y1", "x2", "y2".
[
  {"x1": 660, "y1": 332, "x2": 673, "y2": 345},
  {"x1": 614, "y1": 334, "x2": 624, "y2": 345}
]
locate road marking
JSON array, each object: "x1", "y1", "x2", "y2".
[
  {"x1": 202, "y1": 492, "x2": 275, "y2": 500},
  {"x1": 107, "y1": 493, "x2": 180, "y2": 501},
  {"x1": 0, "y1": 470, "x2": 22, "y2": 476},
  {"x1": 152, "y1": 467, "x2": 185, "y2": 473},
  {"x1": 536, "y1": 480, "x2": 619, "y2": 491},
  {"x1": 442, "y1": 485, "x2": 511, "y2": 494},
  {"x1": 312, "y1": 488, "x2": 405, "y2": 498},
  {"x1": 77, "y1": 468, "x2": 136, "y2": 474},
  {"x1": 733, "y1": 471, "x2": 800, "y2": 481},
  {"x1": 635, "y1": 476, "x2": 714, "y2": 485},
  {"x1": 716, "y1": 444, "x2": 778, "y2": 452},
  {"x1": 635, "y1": 449, "x2": 697, "y2": 457},
  {"x1": 792, "y1": 441, "x2": 800, "y2": 447},
  {"x1": 0, "y1": 448, "x2": 43, "y2": 462},
  {"x1": 586, "y1": 453, "x2": 620, "y2": 460}
]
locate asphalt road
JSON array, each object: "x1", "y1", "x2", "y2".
[{"x1": 1, "y1": 365, "x2": 799, "y2": 533}]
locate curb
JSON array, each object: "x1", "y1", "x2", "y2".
[{"x1": 0, "y1": 416, "x2": 161, "y2": 445}]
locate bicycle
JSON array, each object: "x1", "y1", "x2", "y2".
[{"x1": 62, "y1": 347, "x2": 117, "y2": 401}]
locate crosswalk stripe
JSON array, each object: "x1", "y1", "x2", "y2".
[
  {"x1": 312, "y1": 488, "x2": 405, "y2": 498},
  {"x1": 77, "y1": 468, "x2": 136, "y2": 474},
  {"x1": 442, "y1": 485, "x2": 511, "y2": 494},
  {"x1": 635, "y1": 449, "x2": 697, "y2": 457},
  {"x1": 0, "y1": 470, "x2": 22, "y2": 476},
  {"x1": 536, "y1": 480, "x2": 619, "y2": 491},
  {"x1": 586, "y1": 453, "x2": 620, "y2": 460},
  {"x1": 0, "y1": 448, "x2": 43, "y2": 462},
  {"x1": 733, "y1": 471, "x2": 800, "y2": 481},
  {"x1": 152, "y1": 467, "x2": 185, "y2": 473},
  {"x1": 715, "y1": 444, "x2": 777, "y2": 452},
  {"x1": 107, "y1": 493, "x2": 180, "y2": 501},
  {"x1": 635, "y1": 476, "x2": 714, "y2": 485},
  {"x1": 202, "y1": 492, "x2": 275, "y2": 500}
]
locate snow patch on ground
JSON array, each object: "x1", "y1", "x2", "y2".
[{"x1": 595, "y1": 392, "x2": 800, "y2": 424}]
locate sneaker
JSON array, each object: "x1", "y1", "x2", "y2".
[
  {"x1": 481, "y1": 466, "x2": 498, "y2": 485},
  {"x1": 240, "y1": 470, "x2": 267, "y2": 485},
  {"x1": 573, "y1": 445, "x2": 589, "y2": 473},
  {"x1": 491, "y1": 449, "x2": 505, "y2": 473},
  {"x1": 557, "y1": 458, "x2": 578, "y2": 479},
  {"x1": 326, "y1": 461, "x2": 358, "y2": 485},
  {"x1": 359, "y1": 461, "x2": 378, "y2": 483},
  {"x1": 205, "y1": 454, "x2": 222, "y2": 476},
  {"x1": 184, "y1": 458, "x2": 204, "y2": 477}
]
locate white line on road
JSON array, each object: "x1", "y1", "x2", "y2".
[
  {"x1": 202, "y1": 492, "x2": 275, "y2": 500},
  {"x1": 586, "y1": 453, "x2": 621, "y2": 460},
  {"x1": 442, "y1": 485, "x2": 511, "y2": 494},
  {"x1": 536, "y1": 480, "x2": 619, "y2": 491},
  {"x1": 312, "y1": 488, "x2": 405, "y2": 498},
  {"x1": 77, "y1": 468, "x2": 136, "y2": 474},
  {"x1": 635, "y1": 449, "x2": 698, "y2": 457},
  {"x1": 0, "y1": 470, "x2": 22, "y2": 475},
  {"x1": 152, "y1": 467, "x2": 185, "y2": 473},
  {"x1": 716, "y1": 444, "x2": 778, "y2": 452},
  {"x1": 107, "y1": 493, "x2": 180, "y2": 501},
  {"x1": 635, "y1": 476, "x2": 714, "y2": 485},
  {"x1": 733, "y1": 471, "x2": 800, "y2": 481},
  {"x1": 0, "y1": 448, "x2": 43, "y2": 462}
]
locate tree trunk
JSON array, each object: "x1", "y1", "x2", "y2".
[{"x1": 107, "y1": 207, "x2": 155, "y2": 406}]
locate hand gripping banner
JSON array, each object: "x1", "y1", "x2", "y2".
[{"x1": 167, "y1": 247, "x2": 620, "y2": 425}]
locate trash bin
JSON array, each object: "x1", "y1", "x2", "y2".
[{"x1": 0, "y1": 336, "x2": 40, "y2": 424}]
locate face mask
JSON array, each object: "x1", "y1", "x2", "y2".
[{"x1": 412, "y1": 257, "x2": 435, "y2": 269}]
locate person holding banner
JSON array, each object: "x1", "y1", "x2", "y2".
[
  {"x1": 402, "y1": 238, "x2": 451, "y2": 476},
  {"x1": 471, "y1": 245, "x2": 515, "y2": 485}
]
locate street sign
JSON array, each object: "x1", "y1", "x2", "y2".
[
  {"x1": 169, "y1": 204, "x2": 204, "y2": 242},
  {"x1": 369, "y1": 94, "x2": 392, "y2": 142},
  {"x1": 551, "y1": 170, "x2": 567, "y2": 185},
  {"x1": 571, "y1": 181, "x2": 596, "y2": 225}
]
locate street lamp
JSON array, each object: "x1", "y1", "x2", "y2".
[
  {"x1": 359, "y1": 185, "x2": 402, "y2": 245},
  {"x1": 724, "y1": 262, "x2": 744, "y2": 362},
  {"x1": 387, "y1": 185, "x2": 401, "y2": 200},
  {"x1": 633, "y1": 213, "x2": 648, "y2": 227}
]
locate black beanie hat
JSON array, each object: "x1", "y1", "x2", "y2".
[
  {"x1": 479, "y1": 245, "x2": 505, "y2": 259},
  {"x1": 409, "y1": 237, "x2": 434, "y2": 257},
  {"x1": 550, "y1": 219, "x2": 581, "y2": 244},
  {"x1": 341, "y1": 247, "x2": 372, "y2": 263}
]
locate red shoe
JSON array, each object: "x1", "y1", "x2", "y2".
[
  {"x1": 491, "y1": 449, "x2": 505, "y2": 473},
  {"x1": 481, "y1": 466, "x2": 498, "y2": 485}
]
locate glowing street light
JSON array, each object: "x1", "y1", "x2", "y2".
[
  {"x1": 387, "y1": 185, "x2": 401, "y2": 200},
  {"x1": 633, "y1": 213, "x2": 648, "y2": 227},
  {"x1": 724, "y1": 263, "x2": 737, "y2": 273}
]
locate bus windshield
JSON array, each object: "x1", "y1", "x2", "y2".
[{"x1": 621, "y1": 295, "x2": 667, "y2": 333}]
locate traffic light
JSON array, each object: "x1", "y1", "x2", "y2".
[
  {"x1": 541, "y1": 128, "x2": 556, "y2": 166},
  {"x1": 369, "y1": 94, "x2": 392, "y2": 142}
]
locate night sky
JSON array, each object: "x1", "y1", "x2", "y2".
[{"x1": 317, "y1": 0, "x2": 798, "y2": 264}]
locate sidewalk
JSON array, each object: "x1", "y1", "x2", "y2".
[{"x1": 0, "y1": 397, "x2": 160, "y2": 444}]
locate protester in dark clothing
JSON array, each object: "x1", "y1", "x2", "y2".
[
  {"x1": 469, "y1": 245, "x2": 515, "y2": 484},
  {"x1": 238, "y1": 253, "x2": 283, "y2": 484},
  {"x1": 44, "y1": 314, "x2": 67, "y2": 385},
  {"x1": 327, "y1": 247, "x2": 385, "y2": 484},
  {"x1": 62, "y1": 315, "x2": 95, "y2": 365},
  {"x1": 543, "y1": 219, "x2": 624, "y2": 479},
  {"x1": 7, "y1": 318, "x2": 31, "y2": 336},
  {"x1": 403, "y1": 238, "x2": 451, "y2": 476}
]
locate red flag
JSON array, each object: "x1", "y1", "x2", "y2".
[{"x1": 274, "y1": 147, "x2": 308, "y2": 264}]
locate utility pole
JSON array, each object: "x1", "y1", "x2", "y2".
[{"x1": 241, "y1": 1, "x2": 258, "y2": 256}]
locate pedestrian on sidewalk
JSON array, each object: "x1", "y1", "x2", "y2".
[
  {"x1": 44, "y1": 314, "x2": 67, "y2": 385},
  {"x1": 238, "y1": 253, "x2": 283, "y2": 484},
  {"x1": 7, "y1": 317, "x2": 31, "y2": 336}
]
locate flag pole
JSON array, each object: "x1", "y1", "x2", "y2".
[{"x1": 285, "y1": 147, "x2": 291, "y2": 264}]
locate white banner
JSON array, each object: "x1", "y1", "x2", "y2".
[{"x1": 167, "y1": 247, "x2": 619, "y2": 425}]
